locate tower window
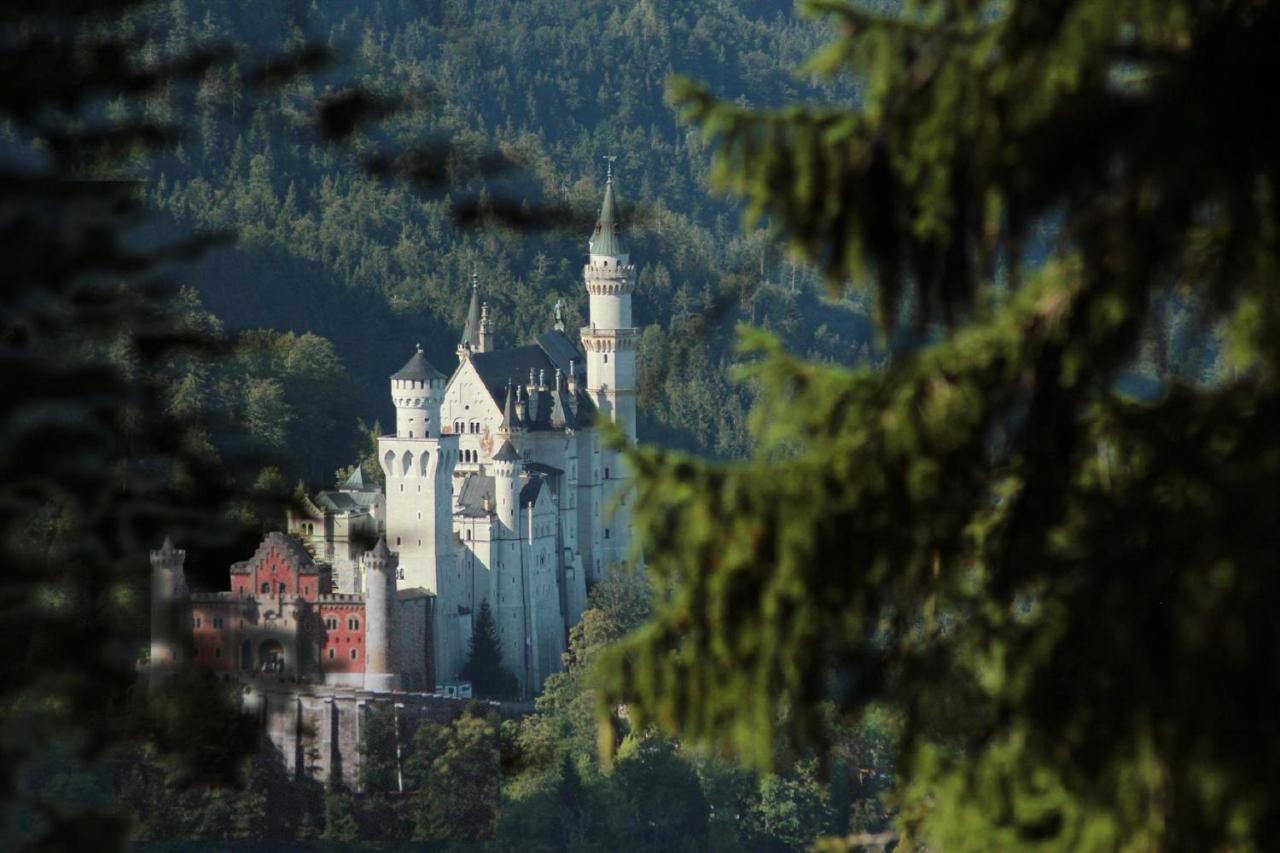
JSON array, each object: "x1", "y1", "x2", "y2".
[
  {"x1": 350, "y1": 648, "x2": 358, "y2": 660},
  {"x1": 261, "y1": 582, "x2": 269, "y2": 594},
  {"x1": 605, "y1": 528, "x2": 611, "y2": 539},
  {"x1": 348, "y1": 617, "x2": 360, "y2": 631},
  {"x1": 193, "y1": 616, "x2": 202, "y2": 629},
  {"x1": 328, "y1": 648, "x2": 336, "y2": 660},
  {"x1": 396, "y1": 537, "x2": 401, "y2": 546},
  {"x1": 603, "y1": 353, "x2": 608, "y2": 363},
  {"x1": 279, "y1": 582, "x2": 286, "y2": 595},
  {"x1": 213, "y1": 616, "x2": 224, "y2": 629}
]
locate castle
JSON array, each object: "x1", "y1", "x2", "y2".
[{"x1": 151, "y1": 173, "x2": 639, "y2": 699}]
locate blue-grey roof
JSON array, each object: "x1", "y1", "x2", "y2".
[
  {"x1": 536, "y1": 330, "x2": 587, "y2": 380},
  {"x1": 460, "y1": 277, "x2": 481, "y2": 348},
  {"x1": 468, "y1": 335, "x2": 596, "y2": 432},
  {"x1": 392, "y1": 347, "x2": 445, "y2": 382},
  {"x1": 456, "y1": 475, "x2": 494, "y2": 517},
  {"x1": 343, "y1": 465, "x2": 373, "y2": 491},
  {"x1": 589, "y1": 177, "x2": 626, "y2": 257},
  {"x1": 493, "y1": 440, "x2": 521, "y2": 462}
]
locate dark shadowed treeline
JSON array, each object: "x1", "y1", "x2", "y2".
[{"x1": 110, "y1": 572, "x2": 896, "y2": 848}]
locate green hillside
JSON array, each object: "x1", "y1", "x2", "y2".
[{"x1": 128, "y1": 0, "x2": 877, "y2": 481}]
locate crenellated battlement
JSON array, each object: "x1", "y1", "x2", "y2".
[
  {"x1": 580, "y1": 326, "x2": 640, "y2": 352},
  {"x1": 583, "y1": 262, "x2": 635, "y2": 296}
]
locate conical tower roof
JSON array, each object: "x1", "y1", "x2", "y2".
[
  {"x1": 493, "y1": 439, "x2": 521, "y2": 462},
  {"x1": 370, "y1": 537, "x2": 392, "y2": 558},
  {"x1": 499, "y1": 380, "x2": 522, "y2": 432},
  {"x1": 589, "y1": 171, "x2": 626, "y2": 258},
  {"x1": 393, "y1": 345, "x2": 445, "y2": 382}
]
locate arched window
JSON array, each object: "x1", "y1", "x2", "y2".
[
  {"x1": 261, "y1": 582, "x2": 269, "y2": 594},
  {"x1": 350, "y1": 648, "x2": 358, "y2": 660},
  {"x1": 328, "y1": 648, "x2": 336, "y2": 660},
  {"x1": 348, "y1": 617, "x2": 360, "y2": 631},
  {"x1": 603, "y1": 353, "x2": 608, "y2": 363},
  {"x1": 278, "y1": 582, "x2": 286, "y2": 595}
]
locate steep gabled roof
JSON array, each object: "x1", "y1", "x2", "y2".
[
  {"x1": 535, "y1": 330, "x2": 585, "y2": 379},
  {"x1": 470, "y1": 345, "x2": 556, "y2": 404},
  {"x1": 519, "y1": 477, "x2": 546, "y2": 508},
  {"x1": 456, "y1": 474, "x2": 495, "y2": 518}
]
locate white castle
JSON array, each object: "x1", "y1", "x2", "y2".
[{"x1": 290, "y1": 172, "x2": 638, "y2": 695}]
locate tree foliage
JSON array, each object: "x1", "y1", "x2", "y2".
[
  {"x1": 460, "y1": 599, "x2": 521, "y2": 701},
  {"x1": 599, "y1": 0, "x2": 1280, "y2": 849}
]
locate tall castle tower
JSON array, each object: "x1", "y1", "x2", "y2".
[
  {"x1": 580, "y1": 164, "x2": 637, "y2": 569},
  {"x1": 379, "y1": 345, "x2": 460, "y2": 674},
  {"x1": 149, "y1": 536, "x2": 188, "y2": 685}
]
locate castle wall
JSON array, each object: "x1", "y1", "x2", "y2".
[{"x1": 250, "y1": 683, "x2": 516, "y2": 790}]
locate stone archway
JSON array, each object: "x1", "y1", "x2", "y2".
[{"x1": 259, "y1": 639, "x2": 284, "y2": 673}]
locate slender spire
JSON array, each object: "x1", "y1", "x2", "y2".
[
  {"x1": 589, "y1": 162, "x2": 626, "y2": 258},
  {"x1": 500, "y1": 380, "x2": 519, "y2": 432},
  {"x1": 460, "y1": 269, "x2": 481, "y2": 350}
]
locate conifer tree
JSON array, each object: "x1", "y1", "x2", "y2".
[
  {"x1": 460, "y1": 600, "x2": 520, "y2": 701},
  {"x1": 600, "y1": 1, "x2": 1280, "y2": 848}
]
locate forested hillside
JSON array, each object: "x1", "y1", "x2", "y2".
[{"x1": 113, "y1": 0, "x2": 878, "y2": 484}]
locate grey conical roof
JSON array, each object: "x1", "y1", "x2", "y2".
[
  {"x1": 588, "y1": 175, "x2": 626, "y2": 258},
  {"x1": 343, "y1": 466, "x2": 367, "y2": 490},
  {"x1": 499, "y1": 380, "x2": 521, "y2": 432},
  {"x1": 493, "y1": 439, "x2": 521, "y2": 462},
  {"x1": 460, "y1": 275, "x2": 481, "y2": 348},
  {"x1": 370, "y1": 537, "x2": 392, "y2": 558},
  {"x1": 392, "y1": 345, "x2": 444, "y2": 381}
]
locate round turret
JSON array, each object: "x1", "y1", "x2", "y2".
[
  {"x1": 391, "y1": 345, "x2": 446, "y2": 439},
  {"x1": 361, "y1": 538, "x2": 399, "y2": 692},
  {"x1": 149, "y1": 537, "x2": 188, "y2": 684},
  {"x1": 492, "y1": 439, "x2": 522, "y2": 531}
]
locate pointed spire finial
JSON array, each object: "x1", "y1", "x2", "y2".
[{"x1": 603, "y1": 154, "x2": 616, "y2": 182}]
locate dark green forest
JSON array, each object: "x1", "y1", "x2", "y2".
[
  {"x1": 1, "y1": 0, "x2": 1250, "y2": 849},
  {"x1": 92, "y1": 0, "x2": 883, "y2": 488}
]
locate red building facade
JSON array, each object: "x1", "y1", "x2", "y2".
[{"x1": 182, "y1": 532, "x2": 374, "y2": 687}]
